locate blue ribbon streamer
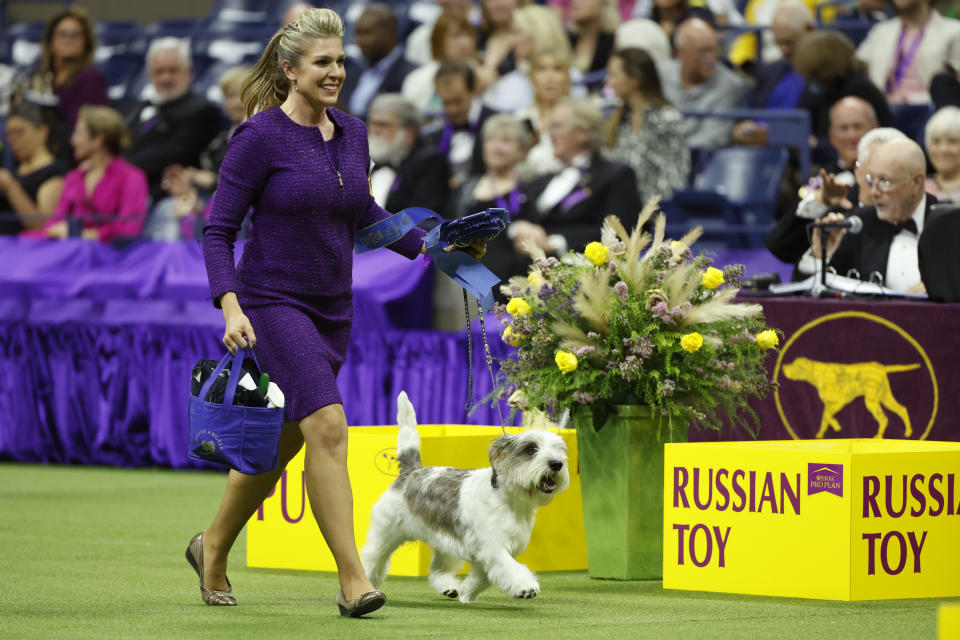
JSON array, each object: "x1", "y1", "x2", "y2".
[{"x1": 355, "y1": 207, "x2": 501, "y2": 313}]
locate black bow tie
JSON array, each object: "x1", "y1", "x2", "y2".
[{"x1": 900, "y1": 218, "x2": 918, "y2": 234}]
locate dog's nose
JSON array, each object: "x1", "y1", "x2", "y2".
[{"x1": 548, "y1": 460, "x2": 563, "y2": 471}]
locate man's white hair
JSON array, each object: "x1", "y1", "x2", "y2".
[
  {"x1": 857, "y1": 127, "x2": 907, "y2": 166},
  {"x1": 147, "y1": 37, "x2": 192, "y2": 68}
]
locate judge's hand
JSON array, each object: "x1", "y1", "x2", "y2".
[
  {"x1": 818, "y1": 169, "x2": 853, "y2": 209},
  {"x1": 811, "y1": 211, "x2": 848, "y2": 260},
  {"x1": 447, "y1": 238, "x2": 487, "y2": 260}
]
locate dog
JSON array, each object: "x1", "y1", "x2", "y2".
[
  {"x1": 782, "y1": 357, "x2": 919, "y2": 438},
  {"x1": 361, "y1": 391, "x2": 570, "y2": 603}
]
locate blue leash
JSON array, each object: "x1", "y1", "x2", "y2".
[{"x1": 355, "y1": 207, "x2": 507, "y2": 423}]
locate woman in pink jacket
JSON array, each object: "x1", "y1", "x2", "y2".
[{"x1": 39, "y1": 105, "x2": 148, "y2": 242}]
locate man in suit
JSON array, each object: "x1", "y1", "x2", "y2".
[
  {"x1": 510, "y1": 97, "x2": 640, "y2": 261},
  {"x1": 337, "y1": 4, "x2": 416, "y2": 118},
  {"x1": 421, "y1": 60, "x2": 499, "y2": 189},
  {"x1": 366, "y1": 93, "x2": 450, "y2": 214},
  {"x1": 807, "y1": 138, "x2": 942, "y2": 293},
  {"x1": 125, "y1": 37, "x2": 221, "y2": 203}
]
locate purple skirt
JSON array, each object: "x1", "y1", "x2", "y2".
[{"x1": 237, "y1": 281, "x2": 353, "y2": 422}]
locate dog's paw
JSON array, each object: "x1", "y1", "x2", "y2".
[
  {"x1": 515, "y1": 588, "x2": 538, "y2": 599},
  {"x1": 442, "y1": 588, "x2": 459, "y2": 599},
  {"x1": 510, "y1": 582, "x2": 539, "y2": 599},
  {"x1": 458, "y1": 593, "x2": 477, "y2": 604}
]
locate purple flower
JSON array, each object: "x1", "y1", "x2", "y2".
[
  {"x1": 660, "y1": 379, "x2": 675, "y2": 397},
  {"x1": 572, "y1": 345, "x2": 596, "y2": 356},
  {"x1": 573, "y1": 391, "x2": 597, "y2": 404},
  {"x1": 614, "y1": 280, "x2": 629, "y2": 301}
]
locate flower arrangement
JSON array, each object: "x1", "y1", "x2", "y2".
[{"x1": 494, "y1": 200, "x2": 780, "y2": 435}]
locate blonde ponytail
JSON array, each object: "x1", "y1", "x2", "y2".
[{"x1": 241, "y1": 8, "x2": 345, "y2": 119}]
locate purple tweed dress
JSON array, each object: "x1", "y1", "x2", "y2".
[{"x1": 203, "y1": 106, "x2": 425, "y2": 421}]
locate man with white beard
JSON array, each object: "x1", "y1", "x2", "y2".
[
  {"x1": 125, "y1": 37, "x2": 221, "y2": 202},
  {"x1": 367, "y1": 93, "x2": 450, "y2": 214}
]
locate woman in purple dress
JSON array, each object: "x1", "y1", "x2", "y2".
[{"x1": 191, "y1": 8, "x2": 483, "y2": 617}]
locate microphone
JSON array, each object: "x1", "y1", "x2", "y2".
[{"x1": 809, "y1": 215, "x2": 863, "y2": 234}]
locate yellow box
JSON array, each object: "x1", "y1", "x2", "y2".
[
  {"x1": 939, "y1": 603, "x2": 960, "y2": 639},
  {"x1": 247, "y1": 425, "x2": 586, "y2": 576},
  {"x1": 663, "y1": 439, "x2": 960, "y2": 600}
]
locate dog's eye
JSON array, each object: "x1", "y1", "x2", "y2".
[{"x1": 523, "y1": 444, "x2": 538, "y2": 456}]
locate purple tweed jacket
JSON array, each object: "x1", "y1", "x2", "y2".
[{"x1": 203, "y1": 106, "x2": 425, "y2": 306}]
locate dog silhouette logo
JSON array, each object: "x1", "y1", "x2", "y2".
[
  {"x1": 773, "y1": 311, "x2": 938, "y2": 440},
  {"x1": 783, "y1": 358, "x2": 920, "y2": 438}
]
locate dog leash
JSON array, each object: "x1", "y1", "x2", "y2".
[{"x1": 462, "y1": 290, "x2": 505, "y2": 432}]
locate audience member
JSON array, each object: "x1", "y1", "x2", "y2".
[
  {"x1": 484, "y1": 4, "x2": 570, "y2": 112},
  {"x1": 144, "y1": 67, "x2": 249, "y2": 241},
  {"x1": 402, "y1": 12, "x2": 479, "y2": 116},
  {"x1": 27, "y1": 8, "x2": 110, "y2": 132},
  {"x1": 614, "y1": 19, "x2": 672, "y2": 63},
  {"x1": 478, "y1": 0, "x2": 526, "y2": 85},
  {"x1": 548, "y1": 0, "x2": 643, "y2": 24},
  {"x1": 517, "y1": 49, "x2": 573, "y2": 178},
  {"x1": 511, "y1": 97, "x2": 640, "y2": 267},
  {"x1": 793, "y1": 29, "x2": 893, "y2": 161},
  {"x1": 630, "y1": 0, "x2": 742, "y2": 28},
  {"x1": 338, "y1": 4, "x2": 417, "y2": 118},
  {"x1": 422, "y1": 60, "x2": 500, "y2": 188},
  {"x1": 648, "y1": 0, "x2": 715, "y2": 43},
  {"x1": 367, "y1": 93, "x2": 451, "y2": 214},
  {"x1": 923, "y1": 106, "x2": 960, "y2": 202},
  {"x1": 567, "y1": 0, "x2": 619, "y2": 76},
  {"x1": 658, "y1": 18, "x2": 750, "y2": 148},
  {"x1": 124, "y1": 38, "x2": 222, "y2": 203},
  {"x1": 806, "y1": 138, "x2": 938, "y2": 292},
  {"x1": 857, "y1": 0, "x2": 960, "y2": 105},
  {"x1": 405, "y1": 0, "x2": 480, "y2": 67},
  {"x1": 604, "y1": 47, "x2": 690, "y2": 202},
  {"x1": 281, "y1": 2, "x2": 314, "y2": 27},
  {"x1": 36, "y1": 105, "x2": 148, "y2": 242},
  {"x1": 732, "y1": 1, "x2": 813, "y2": 147},
  {"x1": 0, "y1": 102, "x2": 65, "y2": 234}
]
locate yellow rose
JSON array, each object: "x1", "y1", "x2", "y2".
[
  {"x1": 680, "y1": 332, "x2": 704, "y2": 353},
  {"x1": 506, "y1": 297, "x2": 531, "y2": 317},
  {"x1": 555, "y1": 350, "x2": 578, "y2": 374},
  {"x1": 584, "y1": 241, "x2": 609, "y2": 266},
  {"x1": 501, "y1": 326, "x2": 523, "y2": 347},
  {"x1": 702, "y1": 267, "x2": 725, "y2": 289},
  {"x1": 756, "y1": 329, "x2": 779, "y2": 350}
]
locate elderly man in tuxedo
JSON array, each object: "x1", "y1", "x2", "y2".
[
  {"x1": 366, "y1": 93, "x2": 450, "y2": 214},
  {"x1": 808, "y1": 138, "x2": 944, "y2": 293}
]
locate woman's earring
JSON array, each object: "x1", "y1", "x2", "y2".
[{"x1": 292, "y1": 79, "x2": 298, "y2": 92}]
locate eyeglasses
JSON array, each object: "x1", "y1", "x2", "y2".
[
  {"x1": 863, "y1": 173, "x2": 898, "y2": 193},
  {"x1": 53, "y1": 30, "x2": 85, "y2": 40}
]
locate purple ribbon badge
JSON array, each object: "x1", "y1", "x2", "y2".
[{"x1": 808, "y1": 463, "x2": 843, "y2": 498}]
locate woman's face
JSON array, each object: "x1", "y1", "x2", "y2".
[
  {"x1": 70, "y1": 118, "x2": 101, "y2": 162},
  {"x1": 50, "y1": 17, "x2": 87, "y2": 62},
  {"x1": 284, "y1": 37, "x2": 346, "y2": 109},
  {"x1": 928, "y1": 131, "x2": 960, "y2": 177},
  {"x1": 483, "y1": 131, "x2": 524, "y2": 172},
  {"x1": 484, "y1": 0, "x2": 517, "y2": 28},
  {"x1": 532, "y1": 54, "x2": 570, "y2": 104},
  {"x1": 4, "y1": 116, "x2": 47, "y2": 162},
  {"x1": 443, "y1": 28, "x2": 476, "y2": 61},
  {"x1": 222, "y1": 85, "x2": 244, "y2": 124},
  {"x1": 606, "y1": 56, "x2": 638, "y2": 100}
]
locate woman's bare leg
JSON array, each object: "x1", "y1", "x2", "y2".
[
  {"x1": 199, "y1": 422, "x2": 304, "y2": 590},
  {"x1": 298, "y1": 403, "x2": 375, "y2": 600}
]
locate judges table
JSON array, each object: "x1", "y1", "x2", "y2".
[{"x1": 2, "y1": 238, "x2": 956, "y2": 470}]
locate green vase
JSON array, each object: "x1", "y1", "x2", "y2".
[{"x1": 574, "y1": 405, "x2": 689, "y2": 580}]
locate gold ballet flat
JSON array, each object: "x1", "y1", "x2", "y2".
[
  {"x1": 336, "y1": 589, "x2": 386, "y2": 617},
  {"x1": 185, "y1": 531, "x2": 237, "y2": 606}
]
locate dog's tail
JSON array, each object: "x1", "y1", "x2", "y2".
[
  {"x1": 396, "y1": 391, "x2": 422, "y2": 473},
  {"x1": 883, "y1": 363, "x2": 921, "y2": 373}
]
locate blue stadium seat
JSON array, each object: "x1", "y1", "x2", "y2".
[
  {"x1": 211, "y1": 0, "x2": 283, "y2": 24},
  {"x1": 891, "y1": 103, "x2": 935, "y2": 149},
  {"x1": 7, "y1": 22, "x2": 45, "y2": 68},
  {"x1": 96, "y1": 53, "x2": 143, "y2": 102},
  {"x1": 826, "y1": 19, "x2": 874, "y2": 48},
  {"x1": 143, "y1": 19, "x2": 202, "y2": 40},
  {"x1": 663, "y1": 147, "x2": 790, "y2": 248},
  {"x1": 94, "y1": 21, "x2": 143, "y2": 62},
  {"x1": 194, "y1": 54, "x2": 260, "y2": 103}
]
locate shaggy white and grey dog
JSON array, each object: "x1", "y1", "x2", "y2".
[{"x1": 362, "y1": 391, "x2": 570, "y2": 603}]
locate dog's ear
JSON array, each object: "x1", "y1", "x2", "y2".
[{"x1": 488, "y1": 434, "x2": 514, "y2": 469}]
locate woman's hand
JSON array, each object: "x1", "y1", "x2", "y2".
[
  {"x1": 46, "y1": 221, "x2": 68, "y2": 239},
  {"x1": 811, "y1": 211, "x2": 848, "y2": 261},
  {"x1": 80, "y1": 228, "x2": 99, "y2": 241},
  {"x1": 446, "y1": 239, "x2": 487, "y2": 260},
  {"x1": 220, "y1": 292, "x2": 257, "y2": 355}
]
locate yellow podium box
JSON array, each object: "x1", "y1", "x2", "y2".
[
  {"x1": 939, "y1": 603, "x2": 960, "y2": 639},
  {"x1": 663, "y1": 439, "x2": 960, "y2": 600},
  {"x1": 247, "y1": 425, "x2": 586, "y2": 576}
]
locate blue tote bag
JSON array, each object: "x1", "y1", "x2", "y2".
[{"x1": 188, "y1": 348, "x2": 284, "y2": 474}]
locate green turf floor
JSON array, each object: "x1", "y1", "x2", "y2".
[{"x1": 0, "y1": 463, "x2": 953, "y2": 640}]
